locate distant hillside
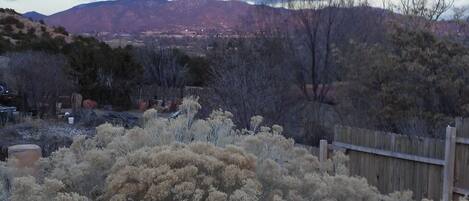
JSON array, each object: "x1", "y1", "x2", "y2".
[
  {"x1": 44, "y1": 0, "x2": 291, "y2": 34},
  {"x1": 23, "y1": 11, "x2": 47, "y2": 21},
  {"x1": 0, "y1": 8, "x2": 73, "y2": 52},
  {"x1": 42, "y1": 0, "x2": 469, "y2": 41}
]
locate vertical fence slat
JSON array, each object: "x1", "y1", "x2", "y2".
[
  {"x1": 455, "y1": 117, "x2": 469, "y2": 199},
  {"x1": 443, "y1": 126, "x2": 457, "y2": 201}
]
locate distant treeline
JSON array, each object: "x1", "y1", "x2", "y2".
[{"x1": 0, "y1": 12, "x2": 210, "y2": 111}]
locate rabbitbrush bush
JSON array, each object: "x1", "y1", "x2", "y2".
[{"x1": 0, "y1": 97, "x2": 437, "y2": 201}]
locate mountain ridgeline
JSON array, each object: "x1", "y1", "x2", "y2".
[
  {"x1": 43, "y1": 0, "x2": 286, "y2": 34},
  {"x1": 23, "y1": 11, "x2": 47, "y2": 21},
  {"x1": 37, "y1": 0, "x2": 400, "y2": 37}
]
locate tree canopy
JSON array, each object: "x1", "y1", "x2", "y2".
[{"x1": 339, "y1": 27, "x2": 469, "y2": 136}]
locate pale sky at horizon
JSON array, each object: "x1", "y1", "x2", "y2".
[
  {"x1": 0, "y1": 0, "x2": 111, "y2": 15},
  {"x1": 0, "y1": 0, "x2": 468, "y2": 16}
]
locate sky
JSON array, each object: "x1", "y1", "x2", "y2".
[
  {"x1": 0, "y1": 0, "x2": 468, "y2": 16},
  {"x1": 0, "y1": 0, "x2": 111, "y2": 15}
]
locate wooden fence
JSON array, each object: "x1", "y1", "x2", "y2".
[
  {"x1": 325, "y1": 117, "x2": 469, "y2": 201},
  {"x1": 454, "y1": 118, "x2": 469, "y2": 199}
]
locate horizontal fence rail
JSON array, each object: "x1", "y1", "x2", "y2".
[
  {"x1": 333, "y1": 142, "x2": 446, "y2": 166},
  {"x1": 456, "y1": 137, "x2": 469, "y2": 145}
]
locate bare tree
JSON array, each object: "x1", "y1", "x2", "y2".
[
  {"x1": 452, "y1": 6, "x2": 469, "y2": 36},
  {"x1": 208, "y1": 37, "x2": 295, "y2": 128},
  {"x1": 380, "y1": 0, "x2": 454, "y2": 30},
  {"x1": 452, "y1": 6, "x2": 468, "y2": 20},
  {"x1": 6, "y1": 51, "x2": 72, "y2": 117},
  {"x1": 260, "y1": 0, "x2": 369, "y2": 103},
  {"x1": 134, "y1": 44, "x2": 188, "y2": 99},
  {"x1": 395, "y1": 0, "x2": 454, "y2": 21},
  {"x1": 256, "y1": 0, "x2": 395, "y2": 144}
]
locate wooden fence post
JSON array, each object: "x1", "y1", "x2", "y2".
[
  {"x1": 443, "y1": 126, "x2": 457, "y2": 201},
  {"x1": 319, "y1": 139, "x2": 328, "y2": 162}
]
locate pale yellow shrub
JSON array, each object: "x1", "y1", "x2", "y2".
[
  {"x1": 459, "y1": 197, "x2": 469, "y2": 201},
  {"x1": 95, "y1": 123, "x2": 125, "y2": 147},
  {"x1": 55, "y1": 192, "x2": 90, "y2": 201},
  {"x1": 0, "y1": 97, "x2": 431, "y2": 201},
  {"x1": 382, "y1": 191, "x2": 415, "y2": 201},
  {"x1": 10, "y1": 176, "x2": 89, "y2": 201},
  {"x1": 142, "y1": 108, "x2": 158, "y2": 126},
  {"x1": 237, "y1": 129, "x2": 378, "y2": 201},
  {"x1": 103, "y1": 143, "x2": 260, "y2": 201},
  {"x1": 178, "y1": 96, "x2": 201, "y2": 118},
  {"x1": 42, "y1": 138, "x2": 114, "y2": 198},
  {"x1": 0, "y1": 162, "x2": 7, "y2": 200},
  {"x1": 0, "y1": 179, "x2": 5, "y2": 201},
  {"x1": 250, "y1": 115, "x2": 263, "y2": 132}
]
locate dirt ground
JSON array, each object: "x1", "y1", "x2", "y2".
[
  {"x1": 0, "y1": 108, "x2": 178, "y2": 160},
  {"x1": 0, "y1": 119, "x2": 94, "y2": 160}
]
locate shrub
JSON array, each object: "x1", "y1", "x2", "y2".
[
  {"x1": 142, "y1": 108, "x2": 158, "y2": 125},
  {"x1": 10, "y1": 176, "x2": 89, "y2": 201},
  {"x1": 3, "y1": 24, "x2": 13, "y2": 33},
  {"x1": 0, "y1": 37, "x2": 12, "y2": 54},
  {"x1": 27, "y1": 27, "x2": 36, "y2": 35},
  {"x1": 338, "y1": 28, "x2": 469, "y2": 136},
  {"x1": 41, "y1": 31, "x2": 51, "y2": 38},
  {"x1": 0, "y1": 97, "x2": 430, "y2": 201},
  {"x1": 14, "y1": 21, "x2": 24, "y2": 29},
  {"x1": 54, "y1": 26, "x2": 69, "y2": 36},
  {"x1": 0, "y1": 16, "x2": 22, "y2": 27},
  {"x1": 104, "y1": 143, "x2": 259, "y2": 201},
  {"x1": 0, "y1": 162, "x2": 7, "y2": 200},
  {"x1": 0, "y1": 9, "x2": 19, "y2": 15}
]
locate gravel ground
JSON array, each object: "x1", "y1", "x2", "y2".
[
  {"x1": 0, "y1": 109, "x2": 173, "y2": 160},
  {"x1": 0, "y1": 120, "x2": 95, "y2": 160},
  {"x1": 15, "y1": 123, "x2": 95, "y2": 139}
]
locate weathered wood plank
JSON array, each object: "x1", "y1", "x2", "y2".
[
  {"x1": 454, "y1": 118, "x2": 469, "y2": 196},
  {"x1": 456, "y1": 137, "x2": 469, "y2": 145},
  {"x1": 334, "y1": 125, "x2": 445, "y2": 159},
  {"x1": 442, "y1": 126, "x2": 457, "y2": 201},
  {"x1": 454, "y1": 187, "x2": 469, "y2": 197},
  {"x1": 319, "y1": 140, "x2": 328, "y2": 162},
  {"x1": 332, "y1": 142, "x2": 445, "y2": 165},
  {"x1": 428, "y1": 142, "x2": 443, "y2": 200}
]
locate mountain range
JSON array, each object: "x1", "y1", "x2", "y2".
[
  {"x1": 17, "y1": 0, "x2": 469, "y2": 41},
  {"x1": 40, "y1": 0, "x2": 290, "y2": 35},
  {"x1": 23, "y1": 11, "x2": 47, "y2": 21}
]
